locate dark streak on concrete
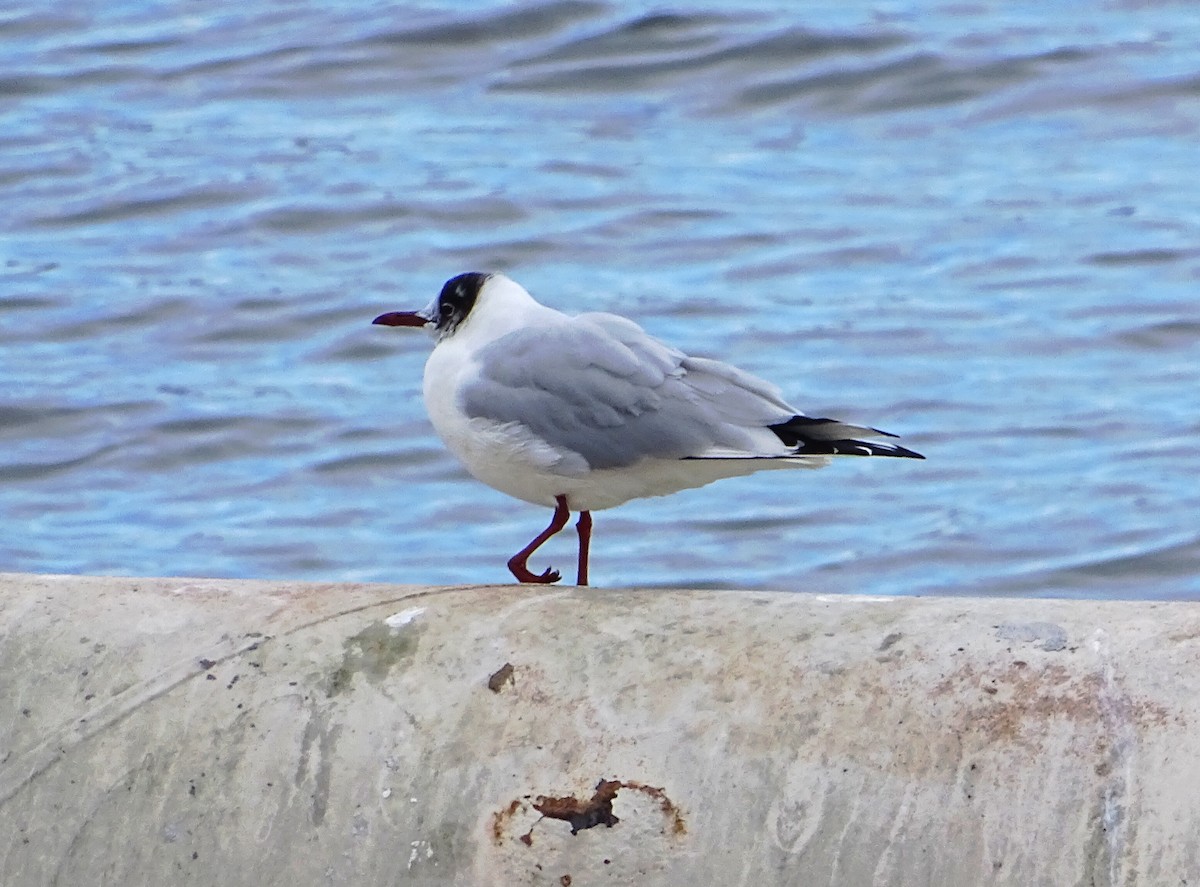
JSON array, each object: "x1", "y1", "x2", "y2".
[
  {"x1": 878, "y1": 632, "x2": 903, "y2": 651},
  {"x1": 326, "y1": 620, "x2": 420, "y2": 698}
]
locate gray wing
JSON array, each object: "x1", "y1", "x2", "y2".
[{"x1": 459, "y1": 312, "x2": 796, "y2": 470}]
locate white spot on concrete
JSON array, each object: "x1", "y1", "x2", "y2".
[
  {"x1": 381, "y1": 788, "x2": 392, "y2": 799},
  {"x1": 169, "y1": 583, "x2": 245, "y2": 596},
  {"x1": 385, "y1": 607, "x2": 425, "y2": 629},
  {"x1": 406, "y1": 840, "x2": 433, "y2": 870},
  {"x1": 996, "y1": 621, "x2": 1068, "y2": 651},
  {"x1": 170, "y1": 584, "x2": 211, "y2": 595}
]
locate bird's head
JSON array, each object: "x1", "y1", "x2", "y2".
[{"x1": 372, "y1": 271, "x2": 492, "y2": 341}]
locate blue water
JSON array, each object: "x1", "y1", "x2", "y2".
[{"x1": 3, "y1": 1, "x2": 1198, "y2": 596}]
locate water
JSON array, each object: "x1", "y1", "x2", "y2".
[{"x1": 2, "y1": 0, "x2": 1198, "y2": 597}]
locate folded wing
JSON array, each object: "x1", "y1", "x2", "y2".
[{"x1": 460, "y1": 313, "x2": 806, "y2": 471}]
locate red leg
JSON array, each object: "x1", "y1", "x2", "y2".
[
  {"x1": 507, "y1": 495, "x2": 570, "y2": 584},
  {"x1": 575, "y1": 511, "x2": 592, "y2": 587}
]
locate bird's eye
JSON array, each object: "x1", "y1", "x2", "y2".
[{"x1": 440, "y1": 302, "x2": 454, "y2": 316}]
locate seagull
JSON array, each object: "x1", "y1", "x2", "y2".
[{"x1": 373, "y1": 272, "x2": 923, "y2": 586}]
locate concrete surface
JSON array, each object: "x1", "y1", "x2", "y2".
[{"x1": 1, "y1": 573, "x2": 1199, "y2": 886}]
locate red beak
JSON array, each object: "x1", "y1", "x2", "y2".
[{"x1": 372, "y1": 311, "x2": 429, "y2": 327}]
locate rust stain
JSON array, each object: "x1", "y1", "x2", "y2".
[
  {"x1": 487, "y1": 662, "x2": 515, "y2": 693},
  {"x1": 491, "y1": 799, "x2": 521, "y2": 844},
  {"x1": 932, "y1": 661, "x2": 1173, "y2": 747},
  {"x1": 620, "y1": 781, "x2": 687, "y2": 836},
  {"x1": 534, "y1": 779, "x2": 621, "y2": 834},
  {"x1": 492, "y1": 779, "x2": 687, "y2": 845}
]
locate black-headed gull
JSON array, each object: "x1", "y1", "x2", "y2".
[{"x1": 374, "y1": 272, "x2": 923, "y2": 586}]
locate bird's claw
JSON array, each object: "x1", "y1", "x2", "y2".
[{"x1": 507, "y1": 557, "x2": 561, "y2": 584}]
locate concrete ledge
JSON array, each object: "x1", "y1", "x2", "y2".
[{"x1": 2, "y1": 573, "x2": 1198, "y2": 885}]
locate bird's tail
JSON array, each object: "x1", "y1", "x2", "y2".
[{"x1": 768, "y1": 415, "x2": 925, "y2": 459}]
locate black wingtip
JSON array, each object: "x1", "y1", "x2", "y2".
[
  {"x1": 791, "y1": 439, "x2": 925, "y2": 459},
  {"x1": 769, "y1": 415, "x2": 923, "y2": 459},
  {"x1": 883, "y1": 443, "x2": 925, "y2": 460}
]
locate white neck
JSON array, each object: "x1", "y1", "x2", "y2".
[{"x1": 441, "y1": 273, "x2": 562, "y2": 351}]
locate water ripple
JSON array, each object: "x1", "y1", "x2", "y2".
[{"x1": 1, "y1": 0, "x2": 1198, "y2": 595}]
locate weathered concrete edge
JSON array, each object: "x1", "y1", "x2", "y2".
[{"x1": 3, "y1": 573, "x2": 1200, "y2": 887}]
